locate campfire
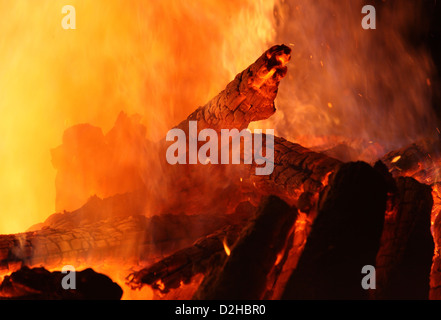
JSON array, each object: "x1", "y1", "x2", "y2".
[{"x1": 0, "y1": 0, "x2": 440, "y2": 301}]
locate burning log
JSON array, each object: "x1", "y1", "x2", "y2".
[
  {"x1": 381, "y1": 141, "x2": 441, "y2": 299},
  {"x1": 381, "y1": 140, "x2": 440, "y2": 185},
  {"x1": 193, "y1": 196, "x2": 297, "y2": 300},
  {"x1": 126, "y1": 196, "x2": 297, "y2": 300},
  {"x1": 374, "y1": 176, "x2": 434, "y2": 299},
  {"x1": 174, "y1": 45, "x2": 291, "y2": 133},
  {"x1": 125, "y1": 201, "x2": 256, "y2": 294},
  {"x1": 156, "y1": 43, "x2": 341, "y2": 217},
  {"x1": 281, "y1": 162, "x2": 387, "y2": 300},
  {"x1": 126, "y1": 223, "x2": 245, "y2": 295},
  {"x1": 0, "y1": 266, "x2": 122, "y2": 300},
  {"x1": 144, "y1": 45, "x2": 294, "y2": 216},
  {"x1": 0, "y1": 196, "x2": 247, "y2": 274},
  {"x1": 430, "y1": 183, "x2": 441, "y2": 299}
]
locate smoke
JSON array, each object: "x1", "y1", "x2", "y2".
[{"x1": 258, "y1": 0, "x2": 438, "y2": 161}]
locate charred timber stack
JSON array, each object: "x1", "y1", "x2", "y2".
[{"x1": 0, "y1": 45, "x2": 437, "y2": 300}]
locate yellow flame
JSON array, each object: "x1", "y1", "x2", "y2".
[
  {"x1": 391, "y1": 156, "x2": 402, "y2": 163},
  {"x1": 0, "y1": 0, "x2": 275, "y2": 234}
]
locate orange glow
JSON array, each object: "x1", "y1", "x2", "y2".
[
  {"x1": 0, "y1": 0, "x2": 275, "y2": 234},
  {"x1": 294, "y1": 212, "x2": 309, "y2": 234}
]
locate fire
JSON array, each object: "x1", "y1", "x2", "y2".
[
  {"x1": 155, "y1": 280, "x2": 166, "y2": 292},
  {"x1": 223, "y1": 237, "x2": 231, "y2": 256},
  {"x1": 0, "y1": 0, "x2": 275, "y2": 234},
  {"x1": 261, "y1": 0, "x2": 437, "y2": 164},
  {"x1": 0, "y1": 1, "x2": 436, "y2": 235},
  {"x1": 0, "y1": 0, "x2": 440, "y2": 302}
]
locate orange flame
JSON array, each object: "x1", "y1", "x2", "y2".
[
  {"x1": 223, "y1": 237, "x2": 231, "y2": 256},
  {"x1": 0, "y1": 0, "x2": 276, "y2": 234}
]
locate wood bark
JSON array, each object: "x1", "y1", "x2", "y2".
[
  {"x1": 374, "y1": 176, "x2": 434, "y2": 299},
  {"x1": 125, "y1": 223, "x2": 244, "y2": 294},
  {"x1": 0, "y1": 199, "x2": 246, "y2": 274},
  {"x1": 236, "y1": 135, "x2": 342, "y2": 206}
]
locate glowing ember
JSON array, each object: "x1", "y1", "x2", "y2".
[{"x1": 274, "y1": 252, "x2": 283, "y2": 266}]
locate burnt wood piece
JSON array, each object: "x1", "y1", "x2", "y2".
[
  {"x1": 381, "y1": 140, "x2": 440, "y2": 185},
  {"x1": 281, "y1": 161, "x2": 387, "y2": 300},
  {"x1": 237, "y1": 135, "x2": 342, "y2": 206},
  {"x1": 374, "y1": 176, "x2": 434, "y2": 299},
  {"x1": 153, "y1": 45, "x2": 292, "y2": 215},
  {"x1": 0, "y1": 208, "x2": 246, "y2": 273},
  {"x1": 174, "y1": 45, "x2": 291, "y2": 133},
  {"x1": 155, "y1": 132, "x2": 342, "y2": 220},
  {"x1": 125, "y1": 223, "x2": 245, "y2": 294},
  {"x1": 193, "y1": 196, "x2": 297, "y2": 300},
  {"x1": 124, "y1": 201, "x2": 256, "y2": 294},
  {"x1": 0, "y1": 266, "x2": 122, "y2": 300}
]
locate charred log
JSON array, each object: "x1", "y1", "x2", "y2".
[
  {"x1": 193, "y1": 196, "x2": 297, "y2": 300},
  {"x1": 374, "y1": 176, "x2": 434, "y2": 299},
  {"x1": 430, "y1": 182, "x2": 441, "y2": 299},
  {"x1": 0, "y1": 201, "x2": 248, "y2": 273},
  {"x1": 0, "y1": 266, "x2": 122, "y2": 300},
  {"x1": 125, "y1": 201, "x2": 256, "y2": 294},
  {"x1": 174, "y1": 45, "x2": 291, "y2": 133},
  {"x1": 125, "y1": 223, "x2": 244, "y2": 294},
  {"x1": 237, "y1": 135, "x2": 342, "y2": 206},
  {"x1": 281, "y1": 162, "x2": 387, "y2": 300}
]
